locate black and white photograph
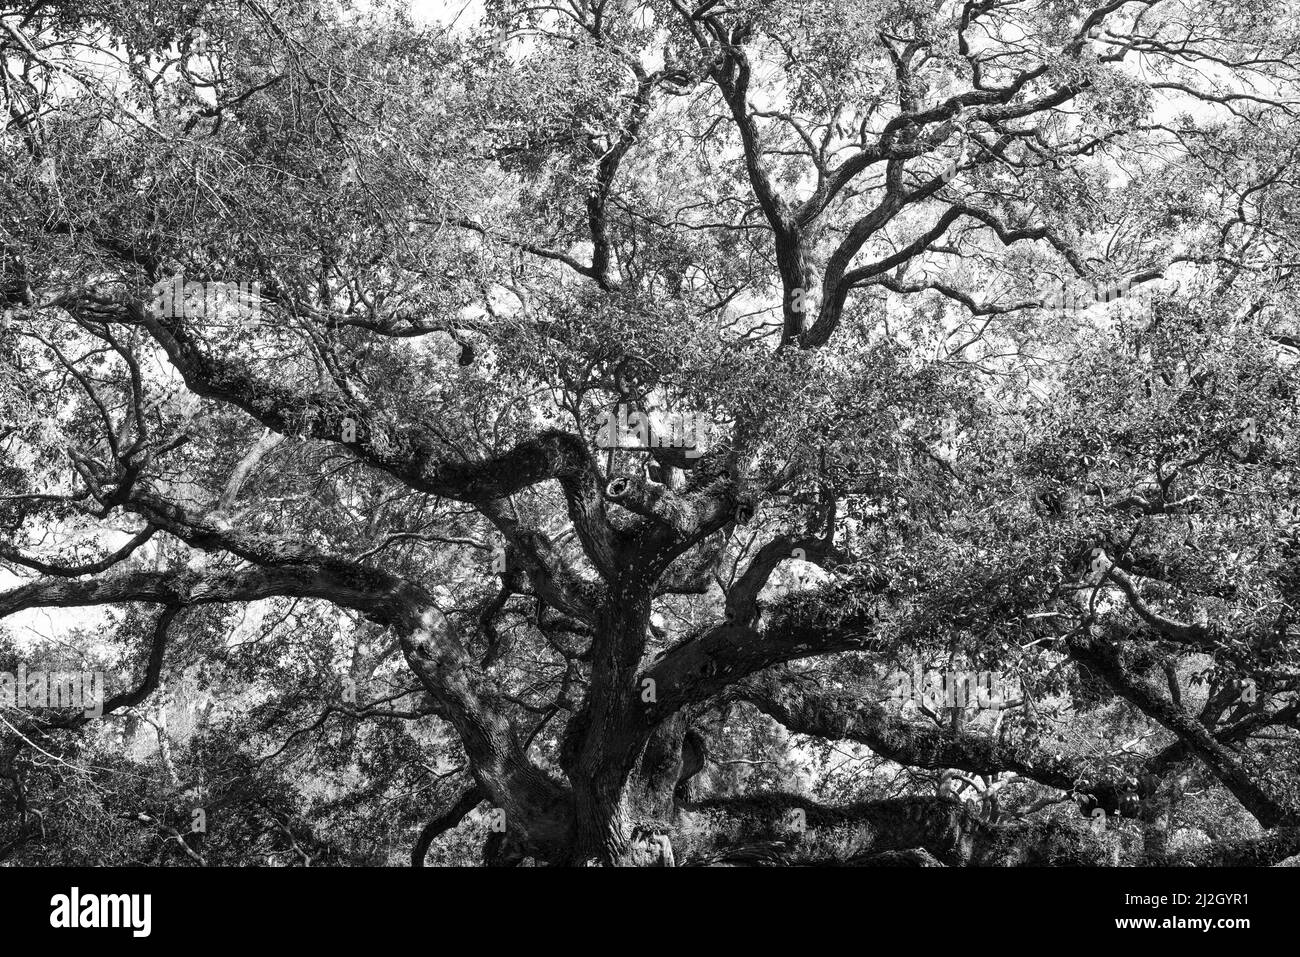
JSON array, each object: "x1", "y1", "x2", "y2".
[{"x1": 0, "y1": 0, "x2": 1297, "y2": 934}]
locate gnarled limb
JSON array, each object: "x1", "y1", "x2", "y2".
[
  {"x1": 730, "y1": 668, "x2": 1080, "y2": 792},
  {"x1": 1066, "y1": 626, "x2": 1297, "y2": 827},
  {"x1": 411, "y1": 786, "x2": 483, "y2": 866},
  {"x1": 127, "y1": 297, "x2": 623, "y2": 576}
]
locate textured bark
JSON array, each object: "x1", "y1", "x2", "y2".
[
  {"x1": 400, "y1": 621, "x2": 573, "y2": 861},
  {"x1": 630, "y1": 714, "x2": 691, "y2": 823},
  {"x1": 733, "y1": 669, "x2": 1080, "y2": 789},
  {"x1": 1067, "y1": 627, "x2": 1298, "y2": 827},
  {"x1": 556, "y1": 583, "x2": 658, "y2": 864}
]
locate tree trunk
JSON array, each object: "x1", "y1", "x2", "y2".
[{"x1": 561, "y1": 586, "x2": 665, "y2": 864}]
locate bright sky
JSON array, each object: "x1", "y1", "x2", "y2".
[{"x1": 408, "y1": 0, "x2": 484, "y2": 26}]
